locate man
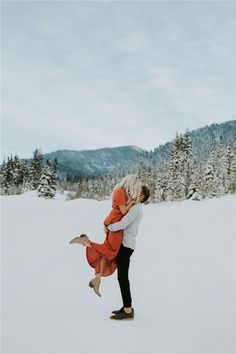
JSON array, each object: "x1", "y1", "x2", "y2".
[{"x1": 105, "y1": 186, "x2": 150, "y2": 321}]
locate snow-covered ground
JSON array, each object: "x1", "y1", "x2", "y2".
[{"x1": 1, "y1": 191, "x2": 235, "y2": 354}]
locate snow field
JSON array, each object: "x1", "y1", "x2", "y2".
[{"x1": 1, "y1": 192, "x2": 235, "y2": 354}]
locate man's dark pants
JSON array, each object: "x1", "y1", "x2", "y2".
[{"x1": 116, "y1": 243, "x2": 134, "y2": 308}]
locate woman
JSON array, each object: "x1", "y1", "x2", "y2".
[{"x1": 69, "y1": 174, "x2": 142, "y2": 297}]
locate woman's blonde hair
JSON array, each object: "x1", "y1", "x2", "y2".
[{"x1": 113, "y1": 174, "x2": 142, "y2": 202}]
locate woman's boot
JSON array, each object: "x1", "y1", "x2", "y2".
[
  {"x1": 89, "y1": 277, "x2": 101, "y2": 297},
  {"x1": 69, "y1": 234, "x2": 89, "y2": 246}
]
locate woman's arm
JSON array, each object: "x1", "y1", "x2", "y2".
[
  {"x1": 119, "y1": 200, "x2": 136, "y2": 215},
  {"x1": 103, "y1": 201, "x2": 135, "y2": 234}
]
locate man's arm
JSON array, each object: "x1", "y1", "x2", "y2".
[{"x1": 108, "y1": 205, "x2": 139, "y2": 232}]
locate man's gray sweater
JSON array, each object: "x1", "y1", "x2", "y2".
[{"x1": 107, "y1": 203, "x2": 143, "y2": 250}]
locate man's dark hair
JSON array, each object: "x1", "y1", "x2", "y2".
[{"x1": 141, "y1": 185, "x2": 150, "y2": 203}]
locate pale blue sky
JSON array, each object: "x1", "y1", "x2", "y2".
[{"x1": 1, "y1": 0, "x2": 235, "y2": 162}]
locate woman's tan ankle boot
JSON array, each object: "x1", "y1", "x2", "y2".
[{"x1": 89, "y1": 277, "x2": 101, "y2": 297}]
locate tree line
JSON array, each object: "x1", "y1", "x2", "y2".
[
  {"x1": 1, "y1": 131, "x2": 236, "y2": 202},
  {"x1": 0, "y1": 149, "x2": 58, "y2": 198},
  {"x1": 67, "y1": 131, "x2": 236, "y2": 202}
]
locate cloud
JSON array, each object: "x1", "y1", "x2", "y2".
[
  {"x1": 145, "y1": 66, "x2": 235, "y2": 128},
  {"x1": 1, "y1": 1, "x2": 235, "y2": 162},
  {"x1": 2, "y1": 55, "x2": 150, "y2": 158},
  {"x1": 113, "y1": 32, "x2": 151, "y2": 52}
]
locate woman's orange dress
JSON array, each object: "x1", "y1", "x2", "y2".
[{"x1": 86, "y1": 187, "x2": 128, "y2": 276}]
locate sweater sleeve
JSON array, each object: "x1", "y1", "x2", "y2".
[{"x1": 108, "y1": 205, "x2": 139, "y2": 232}]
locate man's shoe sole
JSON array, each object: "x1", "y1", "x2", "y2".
[{"x1": 110, "y1": 317, "x2": 134, "y2": 320}]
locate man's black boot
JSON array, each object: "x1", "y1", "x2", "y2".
[
  {"x1": 110, "y1": 308, "x2": 134, "y2": 320},
  {"x1": 111, "y1": 307, "x2": 124, "y2": 315}
]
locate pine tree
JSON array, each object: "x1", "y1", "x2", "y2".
[
  {"x1": 166, "y1": 133, "x2": 187, "y2": 201},
  {"x1": 225, "y1": 145, "x2": 233, "y2": 194},
  {"x1": 183, "y1": 130, "x2": 195, "y2": 196},
  {"x1": 216, "y1": 136, "x2": 229, "y2": 196},
  {"x1": 11, "y1": 155, "x2": 25, "y2": 193},
  {"x1": 37, "y1": 160, "x2": 56, "y2": 199},
  {"x1": 32, "y1": 149, "x2": 43, "y2": 189},
  {"x1": 188, "y1": 161, "x2": 203, "y2": 200},
  {"x1": 204, "y1": 145, "x2": 217, "y2": 198},
  {"x1": 155, "y1": 167, "x2": 168, "y2": 202},
  {"x1": 51, "y1": 158, "x2": 58, "y2": 196},
  {"x1": 1, "y1": 156, "x2": 16, "y2": 194},
  {"x1": 229, "y1": 133, "x2": 236, "y2": 193},
  {"x1": 138, "y1": 163, "x2": 155, "y2": 202},
  {"x1": 165, "y1": 148, "x2": 174, "y2": 201},
  {"x1": 22, "y1": 160, "x2": 34, "y2": 192},
  {"x1": 0, "y1": 159, "x2": 9, "y2": 194}
]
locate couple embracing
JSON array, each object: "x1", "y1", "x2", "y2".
[{"x1": 70, "y1": 174, "x2": 150, "y2": 320}]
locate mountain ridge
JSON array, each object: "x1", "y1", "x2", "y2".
[
  {"x1": 42, "y1": 119, "x2": 236, "y2": 179},
  {"x1": 6, "y1": 120, "x2": 235, "y2": 180}
]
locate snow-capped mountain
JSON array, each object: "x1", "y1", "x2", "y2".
[
  {"x1": 41, "y1": 120, "x2": 236, "y2": 179},
  {"x1": 150, "y1": 119, "x2": 236, "y2": 167},
  {"x1": 43, "y1": 145, "x2": 148, "y2": 179}
]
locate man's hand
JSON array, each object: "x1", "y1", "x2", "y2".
[{"x1": 104, "y1": 226, "x2": 109, "y2": 234}]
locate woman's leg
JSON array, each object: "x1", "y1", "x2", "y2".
[
  {"x1": 95, "y1": 256, "x2": 107, "y2": 280},
  {"x1": 89, "y1": 256, "x2": 107, "y2": 297},
  {"x1": 86, "y1": 230, "x2": 123, "y2": 277}
]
